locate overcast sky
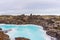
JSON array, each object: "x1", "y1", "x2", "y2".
[{"x1": 0, "y1": 0, "x2": 60, "y2": 15}]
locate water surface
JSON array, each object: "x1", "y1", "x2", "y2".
[{"x1": 0, "y1": 24, "x2": 51, "y2": 40}]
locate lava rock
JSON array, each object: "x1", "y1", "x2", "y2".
[{"x1": 15, "y1": 37, "x2": 30, "y2": 40}]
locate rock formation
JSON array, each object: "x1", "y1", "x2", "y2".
[
  {"x1": 0, "y1": 28, "x2": 10, "y2": 40},
  {"x1": 15, "y1": 37, "x2": 30, "y2": 40}
]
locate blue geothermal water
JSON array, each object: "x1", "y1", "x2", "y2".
[{"x1": 0, "y1": 24, "x2": 51, "y2": 40}]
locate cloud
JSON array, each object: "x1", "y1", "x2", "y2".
[{"x1": 0, "y1": 0, "x2": 60, "y2": 15}]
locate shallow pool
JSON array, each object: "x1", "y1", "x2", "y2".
[{"x1": 0, "y1": 24, "x2": 51, "y2": 40}]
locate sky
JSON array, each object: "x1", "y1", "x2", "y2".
[{"x1": 0, "y1": 0, "x2": 60, "y2": 15}]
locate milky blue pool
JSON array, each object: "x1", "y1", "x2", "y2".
[{"x1": 0, "y1": 24, "x2": 51, "y2": 40}]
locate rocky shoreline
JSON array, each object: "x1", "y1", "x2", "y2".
[
  {"x1": 0, "y1": 14, "x2": 60, "y2": 40},
  {"x1": 0, "y1": 28, "x2": 30, "y2": 40}
]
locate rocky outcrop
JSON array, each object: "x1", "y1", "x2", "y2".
[
  {"x1": 15, "y1": 37, "x2": 30, "y2": 40},
  {"x1": 0, "y1": 28, "x2": 10, "y2": 40},
  {"x1": 47, "y1": 30, "x2": 60, "y2": 40},
  {"x1": 46, "y1": 29, "x2": 57, "y2": 37}
]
